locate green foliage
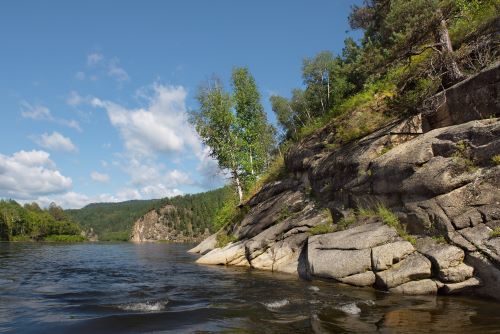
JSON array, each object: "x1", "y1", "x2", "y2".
[
  {"x1": 43, "y1": 235, "x2": 86, "y2": 242},
  {"x1": 215, "y1": 232, "x2": 238, "y2": 248},
  {"x1": 431, "y1": 235, "x2": 447, "y2": 244},
  {"x1": 68, "y1": 187, "x2": 231, "y2": 240},
  {"x1": 308, "y1": 223, "x2": 335, "y2": 236},
  {"x1": 490, "y1": 228, "x2": 500, "y2": 238},
  {"x1": 492, "y1": 154, "x2": 500, "y2": 165},
  {"x1": 452, "y1": 140, "x2": 478, "y2": 172},
  {"x1": 0, "y1": 200, "x2": 82, "y2": 241},
  {"x1": 337, "y1": 217, "x2": 355, "y2": 231},
  {"x1": 244, "y1": 155, "x2": 287, "y2": 202},
  {"x1": 356, "y1": 204, "x2": 416, "y2": 245},
  {"x1": 192, "y1": 70, "x2": 276, "y2": 202}
]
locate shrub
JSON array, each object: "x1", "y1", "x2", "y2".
[
  {"x1": 216, "y1": 233, "x2": 238, "y2": 248},
  {"x1": 43, "y1": 235, "x2": 85, "y2": 242},
  {"x1": 308, "y1": 223, "x2": 335, "y2": 236},
  {"x1": 490, "y1": 228, "x2": 500, "y2": 238},
  {"x1": 492, "y1": 155, "x2": 500, "y2": 165}
]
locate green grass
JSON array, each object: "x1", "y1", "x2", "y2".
[
  {"x1": 43, "y1": 235, "x2": 86, "y2": 242},
  {"x1": 215, "y1": 233, "x2": 238, "y2": 248},
  {"x1": 490, "y1": 228, "x2": 500, "y2": 238},
  {"x1": 431, "y1": 235, "x2": 447, "y2": 244},
  {"x1": 337, "y1": 217, "x2": 355, "y2": 231},
  {"x1": 356, "y1": 205, "x2": 416, "y2": 245},
  {"x1": 308, "y1": 223, "x2": 335, "y2": 236},
  {"x1": 11, "y1": 235, "x2": 32, "y2": 242}
]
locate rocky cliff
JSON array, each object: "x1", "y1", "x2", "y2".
[
  {"x1": 190, "y1": 64, "x2": 500, "y2": 301},
  {"x1": 130, "y1": 204, "x2": 209, "y2": 243}
]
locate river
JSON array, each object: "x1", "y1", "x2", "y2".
[{"x1": 0, "y1": 242, "x2": 499, "y2": 333}]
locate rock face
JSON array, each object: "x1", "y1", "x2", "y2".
[
  {"x1": 190, "y1": 67, "x2": 500, "y2": 300},
  {"x1": 130, "y1": 205, "x2": 209, "y2": 243}
]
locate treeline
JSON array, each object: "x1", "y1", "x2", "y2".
[
  {"x1": 190, "y1": 0, "x2": 498, "y2": 228},
  {"x1": 66, "y1": 187, "x2": 231, "y2": 241},
  {"x1": 0, "y1": 200, "x2": 83, "y2": 241},
  {"x1": 271, "y1": 0, "x2": 498, "y2": 142},
  {"x1": 156, "y1": 187, "x2": 233, "y2": 236},
  {"x1": 66, "y1": 199, "x2": 164, "y2": 241}
]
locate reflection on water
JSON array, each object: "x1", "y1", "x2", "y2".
[{"x1": 0, "y1": 242, "x2": 499, "y2": 333}]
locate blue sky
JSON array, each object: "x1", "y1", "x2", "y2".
[{"x1": 0, "y1": 0, "x2": 361, "y2": 208}]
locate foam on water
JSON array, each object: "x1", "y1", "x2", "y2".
[
  {"x1": 309, "y1": 286, "x2": 320, "y2": 292},
  {"x1": 337, "y1": 302, "x2": 361, "y2": 315},
  {"x1": 263, "y1": 299, "x2": 290, "y2": 310},
  {"x1": 118, "y1": 300, "x2": 168, "y2": 312}
]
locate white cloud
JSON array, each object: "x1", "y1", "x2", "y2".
[
  {"x1": 0, "y1": 150, "x2": 72, "y2": 199},
  {"x1": 87, "y1": 52, "x2": 103, "y2": 66},
  {"x1": 92, "y1": 84, "x2": 200, "y2": 157},
  {"x1": 108, "y1": 58, "x2": 129, "y2": 83},
  {"x1": 20, "y1": 101, "x2": 51, "y2": 120},
  {"x1": 34, "y1": 132, "x2": 78, "y2": 153},
  {"x1": 90, "y1": 171, "x2": 109, "y2": 183},
  {"x1": 66, "y1": 91, "x2": 85, "y2": 106},
  {"x1": 20, "y1": 101, "x2": 82, "y2": 132}
]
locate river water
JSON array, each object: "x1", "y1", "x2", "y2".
[{"x1": 0, "y1": 242, "x2": 499, "y2": 333}]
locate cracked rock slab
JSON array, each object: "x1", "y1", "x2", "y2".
[
  {"x1": 371, "y1": 241, "x2": 415, "y2": 271},
  {"x1": 438, "y1": 263, "x2": 474, "y2": 283},
  {"x1": 339, "y1": 271, "x2": 376, "y2": 287},
  {"x1": 416, "y1": 238, "x2": 464, "y2": 270},
  {"x1": 196, "y1": 241, "x2": 249, "y2": 267},
  {"x1": 442, "y1": 277, "x2": 482, "y2": 294},
  {"x1": 375, "y1": 253, "x2": 432, "y2": 289},
  {"x1": 308, "y1": 222, "x2": 398, "y2": 250},
  {"x1": 389, "y1": 279, "x2": 438, "y2": 295},
  {"x1": 308, "y1": 248, "x2": 372, "y2": 279}
]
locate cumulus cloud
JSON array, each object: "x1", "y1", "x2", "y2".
[
  {"x1": 0, "y1": 150, "x2": 72, "y2": 199},
  {"x1": 34, "y1": 132, "x2": 77, "y2": 153},
  {"x1": 90, "y1": 171, "x2": 110, "y2": 183},
  {"x1": 92, "y1": 84, "x2": 200, "y2": 157},
  {"x1": 20, "y1": 101, "x2": 82, "y2": 132},
  {"x1": 87, "y1": 52, "x2": 104, "y2": 66},
  {"x1": 66, "y1": 91, "x2": 85, "y2": 106},
  {"x1": 108, "y1": 58, "x2": 129, "y2": 83}
]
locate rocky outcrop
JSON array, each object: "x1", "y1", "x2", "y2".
[
  {"x1": 130, "y1": 205, "x2": 209, "y2": 243},
  {"x1": 81, "y1": 228, "x2": 98, "y2": 242},
  {"x1": 190, "y1": 67, "x2": 500, "y2": 300}
]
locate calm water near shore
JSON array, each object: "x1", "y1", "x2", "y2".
[{"x1": 0, "y1": 242, "x2": 499, "y2": 333}]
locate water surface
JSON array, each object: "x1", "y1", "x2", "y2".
[{"x1": 0, "y1": 242, "x2": 499, "y2": 333}]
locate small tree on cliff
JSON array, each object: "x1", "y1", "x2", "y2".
[
  {"x1": 350, "y1": 0, "x2": 465, "y2": 86},
  {"x1": 191, "y1": 77, "x2": 245, "y2": 203}
]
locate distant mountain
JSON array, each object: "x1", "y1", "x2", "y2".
[{"x1": 66, "y1": 187, "x2": 231, "y2": 241}]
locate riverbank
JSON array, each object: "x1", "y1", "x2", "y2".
[{"x1": 2, "y1": 242, "x2": 500, "y2": 333}]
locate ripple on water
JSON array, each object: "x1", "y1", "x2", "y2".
[
  {"x1": 337, "y1": 302, "x2": 361, "y2": 315},
  {"x1": 262, "y1": 299, "x2": 290, "y2": 310},
  {"x1": 117, "y1": 300, "x2": 168, "y2": 312}
]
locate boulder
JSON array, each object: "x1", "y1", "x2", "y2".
[
  {"x1": 196, "y1": 241, "x2": 249, "y2": 267},
  {"x1": 438, "y1": 263, "x2": 474, "y2": 283},
  {"x1": 442, "y1": 277, "x2": 482, "y2": 294},
  {"x1": 308, "y1": 222, "x2": 398, "y2": 250},
  {"x1": 375, "y1": 253, "x2": 432, "y2": 289},
  {"x1": 308, "y1": 248, "x2": 372, "y2": 279},
  {"x1": 389, "y1": 279, "x2": 438, "y2": 295},
  {"x1": 416, "y1": 238, "x2": 464, "y2": 270},
  {"x1": 188, "y1": 233, "x2": 218, "y2": 254},
  {"x1": 371, "y1": 241, "x2": 415, "y2": 271},
  {"x1": 339, "y1": 271, "x2": 376, "y2": 287}
]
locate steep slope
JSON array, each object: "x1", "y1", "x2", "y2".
[
  {"x1": 191, "y1": 64, "x2": 500, "y2": 300},
  {"x1": 130, "y1": 187, "x2": 231, "y2": 242},
  {"x1": 68, "y1": 187, "x2": 231, "y2": 241}
]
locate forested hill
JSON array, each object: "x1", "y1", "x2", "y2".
[{"x1": 66, "y1": 187, "x2": 231, "y2": 241}]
